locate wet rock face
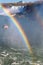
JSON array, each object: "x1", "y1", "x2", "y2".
[
  {"x1": 24, "y1": 5, "x2": 34, "y2": 13},
  {"x1": 23, "y1": 2, "x2": 43, "y2": 14}
]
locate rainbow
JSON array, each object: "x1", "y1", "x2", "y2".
[{"x1": 1, "y1": 5, "x2": 33, "y2": 54}]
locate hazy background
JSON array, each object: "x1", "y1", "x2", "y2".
[{"x1": 0, "y1": 0, "x2": 39, "y2": 3}]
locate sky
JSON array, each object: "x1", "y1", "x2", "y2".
[{"x1": 0, "y1": 0, "x2": 38, "y2": 3}]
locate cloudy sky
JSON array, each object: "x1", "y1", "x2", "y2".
[{"x1": 0, "y1": 0, "x2": 38, "y2": 3}]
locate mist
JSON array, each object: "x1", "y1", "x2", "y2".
[
  {"x1": 0, "y1": 15, "x2": 27, "y2": 49},
  {"x1": 15, "y1": 2, "x2": 43, "y2": 54}
]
